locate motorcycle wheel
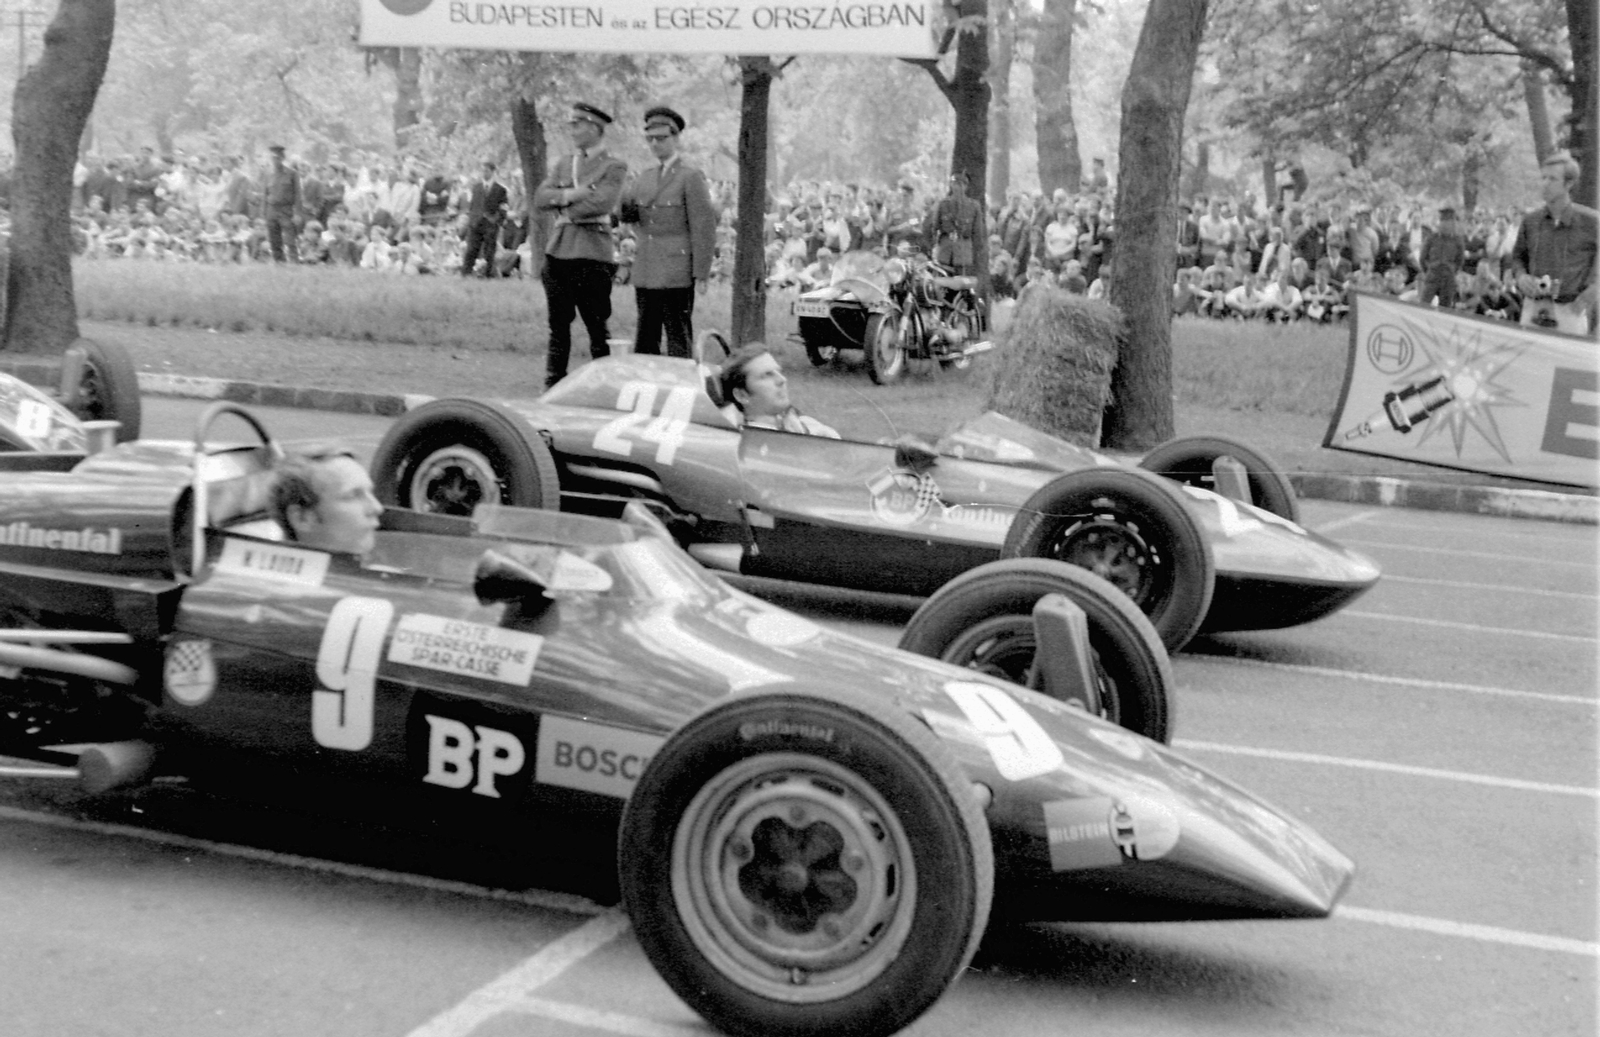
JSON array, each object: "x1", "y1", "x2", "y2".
[
  {"x1": 799, "y1": 318, "x2": 839, "y2": 367},
  {"x1": 939, "y1": 298, "x2": 980, "y2": 372},
  {"x1": 863, "y1": 311, "x2": 905, "y2": 385},
  {"x1": 901, "y1": 308, "x2": 936, "y2": 378}
]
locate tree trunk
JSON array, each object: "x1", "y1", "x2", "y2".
[
  {"x1": 4, "y1": 0, "x2": 114, "y2": 356},
  {"x1": 1462, "y1": 149, "x2": 1480, "y2": 213},
  {"x1": 732, "y1": 57, "x2": 774, "y2": 347},
  {"x1": 1565, "y1": 0, "x2": 1596, "y2": 207},
  {"x1": 1101, "y1": 0, "x2": 1207, "y2": 451},
  {"x1": 393, "y1": 47, "x2": 423, "y2": 146},
  {"x1": 1522, "y1": 61, "x2": 1554, "y2": 164},
  {"x1": 989, "y1": 0, "x2": 1015, "y2": 205},
  {"x1": 510, "y1": 92, "x2": 548, "y2": 278},
  {"x1": 1032, "y1": 0, "x2": 1080, "y2": 195},
  {"x1": 947, "y1": 0, "x2": 992, "y2": 198}
]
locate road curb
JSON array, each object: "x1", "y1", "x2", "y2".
[{"x1": 6, "y1": 359, "x2": 1594, "y2": 525}]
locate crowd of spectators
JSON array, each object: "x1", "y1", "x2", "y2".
[{"x1": 62, "y1": 146, "x2": 1559, "y2": 334}]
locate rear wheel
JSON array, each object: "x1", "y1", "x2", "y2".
[
  {"x1": 1003, "y1": 469, "x2": 1214, "y2": 651},
  {"x1": 799, "y1": 319, "x2": 839, "y2": 367},
  {"x1": 863, "y1": 311, "x2": 905, "y2": 385},
  {"x1": 369, "y1": 398, "x2": 560, "y2": 516},
  {"x1": 1139, "y1": 435, "x2": 1300, "y2": 523},
  {"x1": 620, "y1": 685, "x2": 992, "y2": 1037},
  {"x1": 899, "y1": 559, "x2": 1173, "y2": 742}
]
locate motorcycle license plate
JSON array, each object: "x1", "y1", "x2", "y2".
[{"x1": 793, "y1": 300, "x2": 831, "y2": 318}]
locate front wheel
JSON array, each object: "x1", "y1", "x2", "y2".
[
  {"x1": 1139, "y1": 435, "x2": 1300, "y2": 523},
  {"x1": 620, "y1": 685, "x2": 993, "y2": 1037},
  {"x1": 369, "y1": 398, "x2": 560, "y2": 515},
  {"x1": 899, "y1": 559, "x2": 1173, "y2": 743},
  {"x1": 863, "y1": 311, "x2": 905, "y2": 385},
  {"x1": 70, "y1": 339, "x2": 142, "y2": 441},
  {"x1": 1003, "y1": 468, "x2": 1215, "y2": 651},
  {"x1": 799, "y1": 319, "x2": 839, "y2": 367}
]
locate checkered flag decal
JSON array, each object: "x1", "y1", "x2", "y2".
[{"x1": 164, "y1": 638, "x2": 216, "y2": 705}]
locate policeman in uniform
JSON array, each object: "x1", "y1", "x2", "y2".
[
  {"x1": 533, "y1": 102, "x2": 629, "y2": 389},
  {"x1": 617, "y1": 106, "x2": 718, "y2": 358}
]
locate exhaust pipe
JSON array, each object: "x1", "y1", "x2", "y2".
[
  {"x1": 0, "y1": 642, "x2": 138, "y2": 685},
  {"x1": 78, "y1": 740, "x2": 156, "y2": 795}
]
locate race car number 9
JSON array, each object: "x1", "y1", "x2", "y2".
[
  {"x1": 593, "y1": 381, "x2": 698, "y2": 466},
  {"x1": 312, "y1": 596, "x2": 395, "y2": 751},
  {"x1": 942, "y1": 681, "x2": 1064, "y2": 782}
]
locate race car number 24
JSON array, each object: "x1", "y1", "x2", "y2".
[
  {"x1": 593, "y1": 381, "x2": 697, "y2": 466},
  {"x1": 312, "y1": 596, "x2": 395, "y2": 751}
]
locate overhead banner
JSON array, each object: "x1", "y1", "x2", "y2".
[
  {"x1": 359, "y1": 0, "x2": 936, "y2": 57},
  {"x1": 1325, "y1": 293, "x2": 1598, "y2": 489}
]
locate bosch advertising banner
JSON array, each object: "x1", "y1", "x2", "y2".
[
  {"x1": 359, "y1": 0, "x2": 936, "y2": 57},
  {"x1": 1324, "y1": 293, "x2": 1599, "y2": 489}
]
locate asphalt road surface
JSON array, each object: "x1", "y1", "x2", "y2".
[{"x1": 0, "y1": 398, "x2": 1594, "y2": 1036}]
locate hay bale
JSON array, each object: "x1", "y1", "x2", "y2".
[{"x1": 985, "y1": 285, "x2": 1121, "y2": 446}]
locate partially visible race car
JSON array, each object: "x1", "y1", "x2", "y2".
[
  {"x1": 371, "y1": 353, "x2": 1381, "y2": 652},
  {"x1": 791, "y1": 249, "x2": 993, "y2": 383},
  {"x1": 0, "y1": 339, "x2": 142, "y2": 453},
  {"x1": 0, "y1": 401, "x2": 1353, "y2": 1037}
]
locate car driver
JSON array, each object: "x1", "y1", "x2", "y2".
[
  {"x1": 269, "y1": 444, "x2": 384, "y2": 556},
  {"x1": 719, "y1": 345, "x2": 840, "y2": 438}
]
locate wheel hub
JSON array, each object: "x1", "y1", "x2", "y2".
[
  {"x1": 409, "y1": 445, "x2": 502, "y2": 515},
  {"x1": 740, "y1": 816, "x2": 856, "y2": 933},
  {"x1": 1056, "y1": 516, "x2": 1155, "y2": 602}
]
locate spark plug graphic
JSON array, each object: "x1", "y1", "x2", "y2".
[{"x1": 1344, "y1": 375, "x2": 1455, "y2": 440}]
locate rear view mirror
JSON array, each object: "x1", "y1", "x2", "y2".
[{"x1": 473, "y1": 549, "x2": 548, "y2": 604}]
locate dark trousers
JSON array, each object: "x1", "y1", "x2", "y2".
[
  {"x1": 266, "y1": 212, "x2": 297, "y2": 263},
  {"x1": 543, "y1": 256, "x2": 614, "y2": 388},
  {"x1": 461, "y1": 220, "x2": 498, "y2": 277},
  {"x1": 633, "y1": 286, "x2": 695, "y2": 358}
]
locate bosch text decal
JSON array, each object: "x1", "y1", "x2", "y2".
[{"x1": 535, "y1": 715, "x2": 665, "y2": 799}]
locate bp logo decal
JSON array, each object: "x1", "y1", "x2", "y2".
[
  {"x1": 379, "y1": 0, "x2": 433, "y2": 15},
  {"x1": 867, "y1": 467, "x2": 941, "y2": 527}
]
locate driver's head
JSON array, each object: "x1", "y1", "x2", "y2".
[
  {"x1": 720, "y1": 345, "x2": 790, "y2": 421},
  {"x1": 271, "y1": 444, "x2": 382, "y2": 556}
]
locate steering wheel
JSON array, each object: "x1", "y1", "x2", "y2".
[{"x1": 190, "y1": 402, "x2": 282, "y2": 574}]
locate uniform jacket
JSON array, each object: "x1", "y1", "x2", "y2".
[
  {"x1": 618, "y1": 157, "x2": 717, "y2": 288},
  {"x1": 533, "y1": 149, "x2": 628, "y2": 263}
]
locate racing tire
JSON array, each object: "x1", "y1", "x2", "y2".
[
  {"x1": 70, "y1": 339, "x2": 141, "y2": 441},
  {"x1": 898, "y1": 559, "x2": 1172, "y2": 743},
  {"x1": 1002, "y1": 468, "x2": 1214, "y2": 652},
  {"x1": 369, "y1": 398, "x2": 560, "y2": 516},
  {"x1": 862, "y1": 311, "x2": 905, "y2": 385},
  {"x1": 619, "y1": 685, "x2": 993, "y2": 1037},
  {"x1": 1139, "y1": 435, "x2": 1300, "y2": 524}
]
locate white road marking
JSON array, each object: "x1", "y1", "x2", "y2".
[
  {"x1": 0, "y1": 804, "x2": 605, "y2": 915},
  {"x1": 1173, "y1": 740, "x2": 1598, "y2": 798},
  {"x1": 1340, "y1": 610, "x2": 1597, "y2": 643},
  {"x1": 406, "y1": 909, "x2": 632, "y2": 1037},
  {"x1": 508, "y1": 997, "x2": 709, "y2": 1036},
  {"x1": 1376, "y1": 573, "x2": 1598, "y2": 601},
  {"x1": 1310, "y1": 510, "x2": 1382, "y2": 535},
  {"x1": 1178, "y1": 654, "x2": 1596, "y2": 707},
  {"x1": 1335, "y1": 905, "x2": 1599, "y2": 957},
  {"x1": 1339, "y1": 538, "x2": 1598, "y2": 569}
]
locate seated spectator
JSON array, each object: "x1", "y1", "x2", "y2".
[
  {"x1": 1471, "y1": 262, "x2": 1520, "y2": 320},
  {"x1": 359, "y1": 225, "x2": 394, "y2": 271},
  {"x1": 1260, "y1": 266, "x2": 1304, "y2": 322},
  {"x1": 1347, "y1": 257, "x2": 1384, "y2": 295},
  {"x1": 1058, "y1": 258, "x2": 1088, "y2": 295},
  {"x1": 1224, "y1": 273, "x2": 1270, "y2": 319},
  {"x1": 1193, "y1": 263, "x2": 1231, "y2": 317},
  {"x1": 1301, "y1": 262, "x2": 1347, "y2": 323},
  {"x1": 1172, "y1": 266, "x2": 1201, "y2": 316},
  {"x1": 801, "y1": 247, "x2": 837, "y2": 288},
  {"x1": 1384, "y1": 265, "x2": 1415, "y2": 300}
]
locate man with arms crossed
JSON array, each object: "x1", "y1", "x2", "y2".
[{"x1": 534, "y1": 102, "x2": 629, "y2": 388}]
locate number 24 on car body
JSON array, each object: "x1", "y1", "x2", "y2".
[{"x1": 593, "y1": 382, "x2": 698, "y2": 466}]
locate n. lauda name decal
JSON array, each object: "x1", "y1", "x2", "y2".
[{"x1": 0, "y1": 521, "x2": 122, "y2": 555}]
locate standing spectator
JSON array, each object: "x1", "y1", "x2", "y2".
[
  {"x1": 1176, "y1": 202, "x2": 1200, "y2": 270},
  {"x1": 533, "y1": 102, "x2": 629, "y2": 389},
  {"x1": 222, "y1": 156, "x2": 253, "y2": 218},
  {"x1": 1083, "y1": 157, "x2": 1110, "y2": 196},
  {"x1": 617, "y1": 105, "x2": 717, "y2": 359},
  {"x1": 1348, "y1": 208, "x2": 1381, "y2": 271},
  {"x1": 1257, "y1": 225, "x2": 1292, "y2": 279},
  {"x1": 883, "y1": 182, "x2": 923, "y2": 248},
  {"x1": 1508, "y1": 151, "x2": 1597, "y2": 335},
  {"x1": 262, "y1": 145, "x2": 300, "y2": 263},
  {"x1": 126, "y1": 146, "x2": 163, "y2": 213},
  {"x1": 419, "y1": 166, "x2": 453, "y2": 225},
  {"x1": 1417, "y1": 207, "x2": 1466, "y2": 307},
  {"x1": 460, "y1": 160, "x2": 509, "y2": 278},
  {"x1": 82, "y1": 157, "x2": 116, "y2": 214},
  {"x1": 299, "y1": 162, "x2": 327, "y2": 233},
  {"x1": 926, "y1": 171, "x2": 985, "y2": 277},
  {"x1": 1197, "y1": 197, "x2": 1230, "y2": 269}
]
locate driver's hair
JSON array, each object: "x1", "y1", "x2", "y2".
[
  {"x1": 270, "y1": 443, "x2": 361, "y2": 540},
  {"x1": 719, "y1": 344, "x2": 774, "y2": 411}
]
